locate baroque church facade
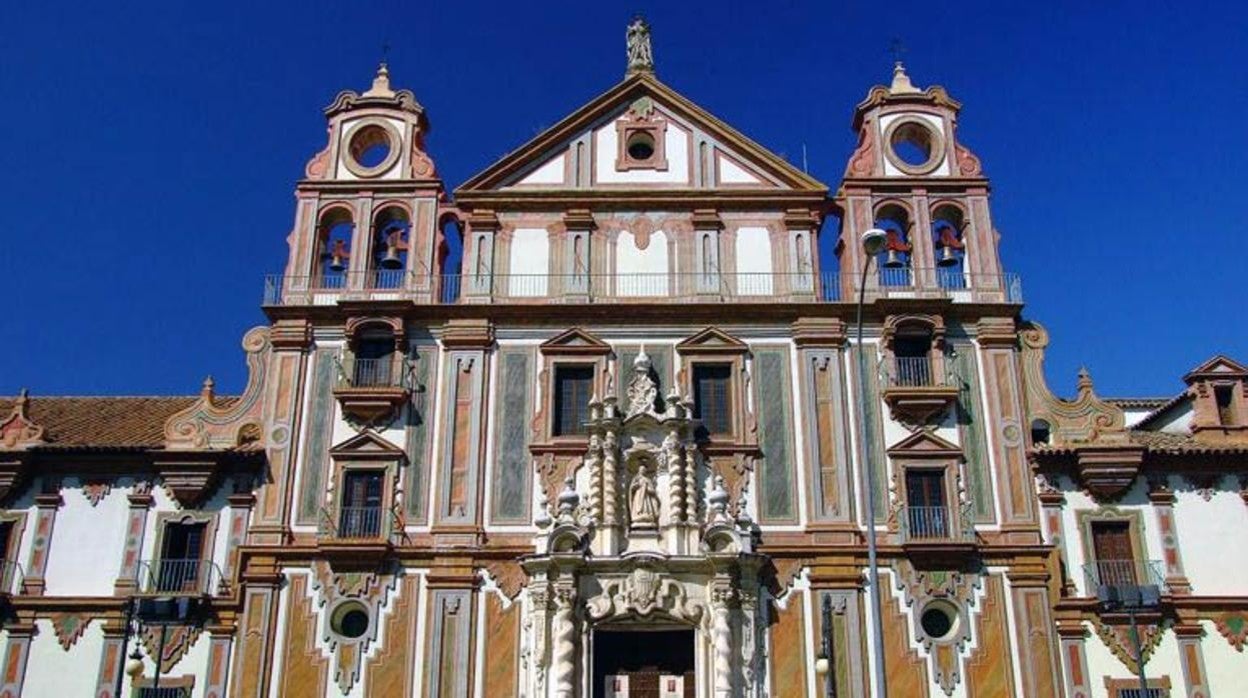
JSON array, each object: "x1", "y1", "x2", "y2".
[{"x1": 1, "y1": 20, "x2": 1246, "y2": 698}]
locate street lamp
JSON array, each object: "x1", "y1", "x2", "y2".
[
  {"x1": 855, "y1": 228, "x2": 888, "y2": 697},
  {"x1": 814, "y1": 593, "x2": 837, "y2": 697},
  {"x1": 1094, "y1": 566, "x2": 1162, "y2": 698}
]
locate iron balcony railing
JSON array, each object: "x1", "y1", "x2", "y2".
[
  {"x1": 318, "y1": 505, "x2": 401, "y2": 543},
  {"x1": 264, "y1": 269, "x2": 1023, "y2": 306},
  {"x1": 0, "y1": 559, "x2": 24, "y2": 595},
  {"x1": 889, "y1": 357, "x2": 935, "y2": 387},
  {"x1": 898, "y1": 505, "x2": 974, "y2": 544},
  {"x1": 346, "y1": 358, "x2": 397, "y2": 388},
  {"x1": 1083, "y1": 560, "x2": 1168, "y2": 602},
  {"x1": 135, "y1": 559, "x2": 223, "y2": 596}
]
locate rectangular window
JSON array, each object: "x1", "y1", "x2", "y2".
[
  {"x1": 553, "y1": 365, "x2": 594, "y2": 437},
  {"x1": 1215, "y1": 384, "x2": 1236, "y2": 426},
  {"x1": 904, "y1": 470, "x2": 947, "y2": 538},
  {"x1": 136, "y1": 687, "x2": 192, "y2": 698},
  {"x1": 1091, "y1": 521, "x2": 1138, "y2": 587},
  {"x1": 158, "y1": 522, "x2": 206, "y2": 592},
  {"x1": 340, "y1": 470, "x2": 384, "y2": 538},
  {"x1": 692, "y1": 364, "x2": 733, "y2": 437}
]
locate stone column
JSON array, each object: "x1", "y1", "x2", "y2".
[
  {"x1": 22, "y1": 490, "x2": 62, "y2": 595},
  {"x1": 552, "y1": 585, "x2": 578, "y2": 698},
  {"x1": 665, "y1": 429, "x2": 685, "y2": 524},
  {"x1": 1174, "y1": 623, "x2": 1211, "y2": 698},
  {"x1": 710, "y1": 583, "x2": 734, "y2": 698},
  {"x1": 114, "y1": 481, "x2": 154, "y2": 595},
  {"x1": 1147, "y1": 475, "x2": 1191, "y2": 594},
  {"x1": 1056, "y1": 622, "x2": 1092, "y2": 698},
  {"x1": 692, "y1": 209, "x2": 723, "y2": 296},
  {"x1": 563, "y1": 209, "x2": 594, "y2": 300},
  {"x1": 0, "y1": 618, "x2": 34, "y2": 697}
]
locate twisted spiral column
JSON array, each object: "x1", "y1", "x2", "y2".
[
  {"x1": 603, "y1": 431, "x2": 618, "y2": 526},
  {"x1": 553, "y1": 587, "x2": 578, "y2": 698}
]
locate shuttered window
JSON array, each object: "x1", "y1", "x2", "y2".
[
  {"x1": 554, "y1": 365, "x2": 594, "y2": 436},
  {"x1": 692, "y1": 364, "x2": 733, "y2": 436}
]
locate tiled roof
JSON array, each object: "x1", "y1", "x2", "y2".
[
  {"x1": 1128, "y1": 430, "x2": 1248, "y2": 454},
  {"x1": 1105, "y1": 397, "x2": 1171, "y2": 409},
  {"x1": 0, "y1": 395, "x2": 235, "y2": 450}
]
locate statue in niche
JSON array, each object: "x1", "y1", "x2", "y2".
[
  {"x1": 626, "y1": 16, "x2": 654, "y2": 73},
  {"x1": 628, "y1": 462, "x2": 661, "y2": 528},
  {"x1": 626, "y1": 348, "x2": 659, "y2": 417}
]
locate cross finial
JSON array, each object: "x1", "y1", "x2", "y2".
[
  {"x1": 889, "y1": 38, "x2": 908, "y2": 66},
  {"x1": 381, "y1": 40, "x2": 391, "y2": 68}
]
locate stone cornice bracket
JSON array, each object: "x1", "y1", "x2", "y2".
[
  {"x1": 783, "y1": 207, "x2": 821, "y2": 230},
  {"x1": 691, "y1": 208, "x2": 723, "y2": 231},
  {"x1": 439, "y1": 319, "x2": 495, "y2": 349},
  {"x1": 151, "y1": 453, "x2": 226, "y2": 508},
  {"x1": 1075, "y1": 443, "x2": 1146, "y2": 501},
  {"x1": 0, "y1": 389, "x2": 46, "y2": 449},
  {"x1": 465, "y1": 210, "x2": 500, "y2": 233},
  {"x1": 562, "y1": 208, "x2": 596, "y2": 231},
  {"x1": 974, "y1": 316, "x2": 1018, "y2": 348},
  {"x1": 268, "y1": 318, "x2": 314, "y2": 351},
  {"x1": 791, "y1": 318, "x2": 847, "y2": 348}
]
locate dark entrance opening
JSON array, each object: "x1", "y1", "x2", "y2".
[{"x1": 593, "y1": 627, "x2": 695, "y2": 698}]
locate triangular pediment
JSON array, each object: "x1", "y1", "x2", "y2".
[
  {"x1": 456, "y1": 73, "x2": 826, "y2": 196},
  {"x1": 886, "y1": 429, "x2": 962, "y2": 456},
  {"x1": 329, "y1": 430, "x2": 405, "y2": 459},
  {"x1": 540, "y1": 328, "x2": 612, "y2": 355},
  {"x1": 1184, "y1": 355, "x2": 1248, "y2": 383},
  {"x1": 675, "y1": 327, "x2": 748, "y2": 355}
]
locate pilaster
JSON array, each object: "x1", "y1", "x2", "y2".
[
  {"x1": 1147, "y1": 474, "x2": 1191, "y2": 594},
  {"x1": 114, "y1": 481, "x2": 154, "y2": 595},
  {"x1": 1174, "y1": 624, "x2": 1211, "y2": 698},
  {"x1": 21, "y1": 490, "x2": 62, "y2": 595}
]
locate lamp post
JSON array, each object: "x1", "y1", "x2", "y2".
[
  {"x1": 855, "y1": 228, "x2": 889, "y2": 698},
  {"x1": 814, "y1": 593, "x2": 837, "y2": 697}
]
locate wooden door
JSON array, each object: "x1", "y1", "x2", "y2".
[{"x1": 1091, "y1": 521, "x2": 1137, "y2": 586}]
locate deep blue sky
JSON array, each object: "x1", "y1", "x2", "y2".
[{"x1": 3, "y1": 2, "x2": 1245, "y2": 399}]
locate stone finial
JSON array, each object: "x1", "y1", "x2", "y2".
[
  {"x1": 200, "y1": 375, "x2": 216, "y2": 405},
  {"x1": 557, "y1": 477, "x2": 580, "y2": 518},
  {"x1": 363, "y1": 62, "x2": 395, "y2": 98},
  {"x1": 1, "y1": 388, "x2": 46, "y2": 449},
  {"x1": 1076, "y1": 366, "x2": 1094, "y2": 395},
  {"x1": 626, "y1": 16, "x2": 655, "y2": 75},
  {"x1": 889, "y1": 61, "x2": 920, "y2": 95}
]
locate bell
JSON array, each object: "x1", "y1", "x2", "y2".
[
  {"x1": 883, "y1": 249, "x2": 906, "y2": 268},
  {"x1": 380, "y1": 245, "x2": 403, "y2": 269},
  {"x1": 937, "y1": 245, "x2": 959, "y2": 267},
  {"x1": 328, "y1": 252, "x2": 347, "y2": 272}
]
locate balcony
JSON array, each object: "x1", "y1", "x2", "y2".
[
  {"x1": 881, "y1": 356, "x2": 960, "y2": 424},
  {"x1": 1083, "y1": 560, "x2": 1168, "y2": 607},
  {"x1": 263, "y1": 270, "x2": 1023, "y2": 307},
  {"x1": 897, "y1": 505, "x2": 976, "y2": 563},
  {"x1": 333, "y1": 357, "x2": 411, "y2": 425},
  {"x1": 315, "y1": 505, "x2": 401, "y2": 567},
  {"x1": 134, "y1": 559, "x2": 223, "y2": 597}
]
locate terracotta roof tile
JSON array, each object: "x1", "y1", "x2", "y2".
[{"x1": 0, "y1": 395, "x2": 236, "y2": 450}]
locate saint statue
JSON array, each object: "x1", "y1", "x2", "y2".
[
  {"x1": 628, "y1": 463, "x2": 661, "y2": 528},
  {"x1": 626, "y1": 16, "x2": 654, "y2": 74},
  {"x1": 626, "y1": 348, "x2": 658, "y2": 417}
]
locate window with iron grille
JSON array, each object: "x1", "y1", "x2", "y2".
[
  {"x1": 553, "y1": 365, "x2": 594, "y2": 437},
  {"x1": 692, "y1": 364, "x2": 733, "y2": 437},
  {"x1": 157, "y1": 522, "x2": 206, "y2": 593},
  {"x1": 1113, "y1": 688, "x2": 1165, "y2": 698},
  {"x1": 135, "y1": 687, "x2": 192, "y2": 698}
]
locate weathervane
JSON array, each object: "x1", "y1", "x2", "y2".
[{"x1": 626, "y1": 16, "x2": 654, "y2": 75}]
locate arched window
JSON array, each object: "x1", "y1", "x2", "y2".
[
  {"x1": 371, "y1": 206, "x2": 410, "y2": 289},
  {"x1": 931, "y1": 204, "x2": 967, "y2": 289},
  {"x1": 874, "y1": 203, "x2": 912, "y2": 287},
  {"x1": 350, "y1": 326, "x2": 399, "y2": 388},
  {"x1": 316, "y1": 208, "x2": 354, "y2": 289}
]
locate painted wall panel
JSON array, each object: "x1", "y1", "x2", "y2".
[
  {"x1": 297, "y1": 348, "x2": 338, "y2": 525},
  {"x1": 755, "y1": 347, "x2": 797, "y2": 522},
  {"x1": 492, "y1": 349, "x2": 533, "y2": 523}
]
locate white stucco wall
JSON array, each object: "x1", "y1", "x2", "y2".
[
  {"x1": 508, "y1": 227, "x2": 550, "y2": 296},
  {"x1": 24, "y1": 618, "x2": 105, "y2": 697},
  {"x1": 594, "y1": 116, "x2": 689, "y2": 185},
  {"x1": 733, "y1": 226, "x2": 773, "y2": 296},
  {"x1": 44, "y1": 477, "x2": 129, "y2": 596},
  {"x1": 334, "y1": 117, "x2": 406, "y2": 181},
  {"x1": 615, "y1": 230, "x2": 668, "y2": 296},
  {"x1": 1172, "y1": 476, "x2": 1248, "y2": 596},
  {"x1": 1150, "y1": 402, "x2": 1192, "y2": 434},
  {"x1": 513, "y1": 152, "x2": 566, "y2": 185},
  {"x1": 1200, "y1": 619, "x2": 1248, "y2": 696},
  {"x1": 717, "y1": 154, "x2": 761, "y2": 184}
]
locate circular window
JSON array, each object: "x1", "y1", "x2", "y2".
[
  {"x1": 884, "y1": 118, "x2": 944, "y2": 175},
  {"x1": 920, "y1": 601, "x2": 959, "y2": 641},
  {"x1": 330, "y1": 601, "x2": 371, "y2": 640},
  {"x1": 344, "y1": 121, "x2": 401, "y2": 177},
  {"x1": 626, "y1": 132, "x2": 656, "y2": 161}
]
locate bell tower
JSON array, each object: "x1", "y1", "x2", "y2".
[
  {"x1": 281, "y1": 64, "x2": 445, "y2": 300},
  {"x1": 837, "y1": 63, "x2": 1006, "y2": 295}
]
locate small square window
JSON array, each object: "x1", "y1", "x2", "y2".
[
  {"x1": 615, "y1": 122, "x2": 668, "y2": 171},
  {"x1": 692, "y1": 364, "x2": 733, "y2": 437},
  {"x1": 553, "y1": 365, "x2": 595, "y2": 437}
]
